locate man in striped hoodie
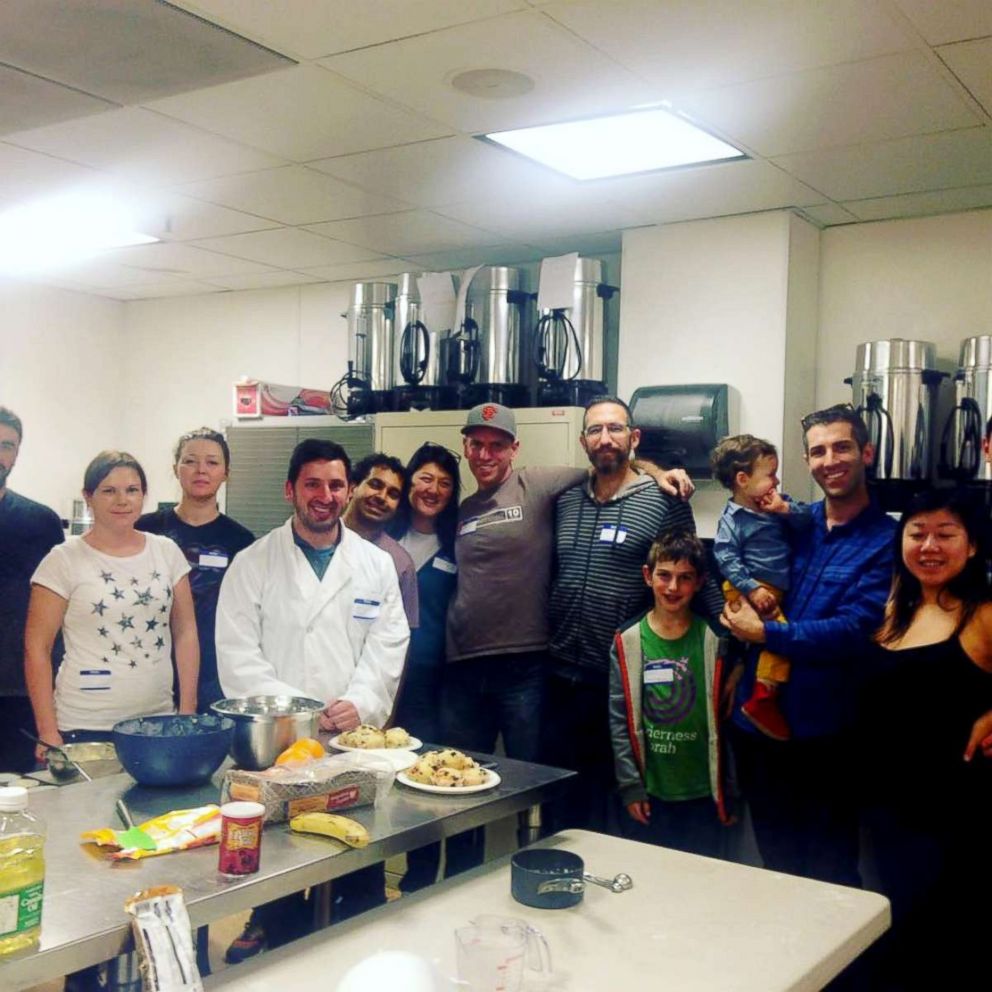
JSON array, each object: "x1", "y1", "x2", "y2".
[{"x1": 544, "y1": 396, "x2": 722, "y2": 835}]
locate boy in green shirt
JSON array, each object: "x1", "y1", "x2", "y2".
[{"x1": 608, "y1": 531, "x2": 732, "y2": 856}]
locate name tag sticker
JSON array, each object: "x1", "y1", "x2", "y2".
[
  {"x1": 615, "y1": 527, "x2": 628, "y2": 545},
  {"x1": 643, "y1": 665, "x2": 675, "y2": 685},
  {"x1": 599, "y1": 525, "x2": 617, "y2": 543},
  {"x1": 198, "y1": 553, "x2": 229, "y2": 569},
  {"x1": 459, "y1": 519, "x2": 478, "y2": 536},
  {"x1": 80, "y1": 668, "x2": 112, "y2": 691},
  {"x1": 433, "y1": 557, "x2": 457, "y2": 575},
  {"x1": 352, "y1": 598, "x2": 381, "y2": 620}
]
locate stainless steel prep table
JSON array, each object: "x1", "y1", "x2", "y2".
[{"x1": 2, "y1": 752, "x2": 573, "y2": 991}]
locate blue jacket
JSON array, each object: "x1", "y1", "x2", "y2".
[{"x1": 733, "y1": 500, "x2": 895, "y2": 738}]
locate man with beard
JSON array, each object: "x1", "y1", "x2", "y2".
[
  {"x1": 0, "y1": 406, "x2": 63, "y2": 773},
  {"x1": 343, "y1": 453, "x2": 418, "y2": 630},
  {"x1": 545, "y1": 396, "x2": 723, "y2": 834},
  {"x1": 217, "y1": 439, "x2": 409, "y2": 958}
]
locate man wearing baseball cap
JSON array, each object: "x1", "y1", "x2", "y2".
[{"x1": 440, "y1": 402, "x2": 690, "y2": 870}]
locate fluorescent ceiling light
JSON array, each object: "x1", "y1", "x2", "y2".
[
  {"x1": 482, "y1": 106, "x2": 745, "y2": 181},
  {"x1": 0, "y1": 191, "x2": 158, "y2": 274}
]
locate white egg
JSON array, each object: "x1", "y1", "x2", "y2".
[{"x1": 335, "y1": 950, "x2": 444, "y2": 992}]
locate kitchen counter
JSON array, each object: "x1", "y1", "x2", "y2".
[
  {"x1": 1, "y1": 751, "x2": 573, "y2": 991},
  {"x1": 207, "y1": 829, "x2": 891, "y2": 992}
]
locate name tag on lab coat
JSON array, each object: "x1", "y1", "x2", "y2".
[
  {"x1": 433, "y1": 557, "x2": 457, "y2": 575},
  {"x1": 352, "y1": 598, "x2": 381, "y2": 620},
  {"x1": 643, "y1": 663, "x2": 675, "y2": 685},
  {"x1": 198, "y1": 552, "x2": 229, "y2": 569}
]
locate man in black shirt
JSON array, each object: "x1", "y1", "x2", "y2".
[{"x1": 0, "y1": 406, "x2": 64, "y2": 772}]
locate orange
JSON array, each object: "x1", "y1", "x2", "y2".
[{"x1": 275, "y1": 738, "x2": 325, "y2": 767}]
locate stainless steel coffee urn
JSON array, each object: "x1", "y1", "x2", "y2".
[
  {"x1": 344, "y1": 281, "x2": 397, "y2": 415},
  {"x1": 940, "y1": 335, "x2": 992, "y2": 482},
  {"x1": 445, "y1": 266, "x2": 532, "y2": 408},
  {"x1": 534, "y1": 256, "x2": 616, "y2": 407},
  {"x1": 392, "y1": 273, "x2": 457, "y2": 411},
  {"x1": 846, "y1": 338, "x2": 945, "y2": 482}
]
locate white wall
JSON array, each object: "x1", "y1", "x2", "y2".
[
  {"x1": 0, "y1": 280, "x2": 124, "y2": 521},
  {"x1": 618, "y1": 211, "x2": 819, "y2": 533},
  {"x1": 120, "y1": 282, "x2": 353, "y2": 509},
  {"x1": 818, "y1": 209, "x2": 992, "y2": 403}
]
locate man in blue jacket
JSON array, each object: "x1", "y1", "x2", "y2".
[{"x1": 721, "y1": 404, "x2": 895, "y2": 887}]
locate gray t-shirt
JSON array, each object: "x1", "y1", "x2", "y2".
[{"x1": 446, "y1": 465, "x2": 585, "y2": 662}]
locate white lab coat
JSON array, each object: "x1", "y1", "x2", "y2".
[{"x1": 216, "y1": 520, "x2": 410, "y2": 727}]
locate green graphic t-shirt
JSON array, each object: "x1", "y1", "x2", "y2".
[{"x1": 640, "y1": 614, "x2": 710, "y2": 802}]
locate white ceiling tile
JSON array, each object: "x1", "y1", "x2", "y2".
[
  {"x1": 3, "y1": 108, "x2": 284, "y2": 185},
  {"x1": 147, "y1": 65, "x2": 451, "y2": 162},
  {"x1": 205, "y1": 270, "x2": 326, "y2": 291},
  {"x1": 939, "y1": 38, "x2": 992, "y2": 116},
  {"x1": 112, "y1": 280, "x2": 227, "y2": 300},
  {"x1": 306, "y1": 211, "x2": 504, "y2": 255},
  {"x1": 95, "y1": 242, "x2": 278, "y2": 279},
  {"x1": 0, "y1": 65, "x2": 116, "y2": 136},
  {"x1": 602, "y1": 159, "x2": 826, "y2": 224},
  {"x1": 298, "y1": 259, "x2": 421, "y2": 282},
  {"x1": 545, "y1": 0, "x2": 915, "y2": 95},
  {"x1": 322, "y1": 10, "x2": 658, "y2": 133},
  {"x1": 530, "y1": 230, "x2": 624, "y2": 256},
  {"x1": 842, "y1": 184, "x2": 992, "y2": 221},
  {"x1": 798, "y1": 203, "x2": 861, "y2": 227},
  {"x1": 401, "y1": 244, "x2": 548, "y2": 271},
  {"x1": 310, "y1": 136, "x2": 576, "y2": 208},
  {"x1": 0, "y1": 143, "x2": 101, "y2": 209},
  {"x1": 772, "y1": 127, "x2": 992, "y2": 200},
  {"x1": 191, "y1": 227, "x2": 388, "y2": 267},
  {"x1": 141, "y1": 193, "x2": 281, "y2": 241},
  {"x1": 894, "y1": 0, "x2": 992, "y2": 45},
  {"x1": 434, "y1": 186, "x2": 647, "y2": 239},
  {"x1": 176, "y1": 0, "x2": 526, "y2": 59},
  {"x1": 176, "y1": 165, "x2": 411, "y2": 225},
  {"x1": 48, "y1": 259, "x2": 190, "y2": 288},
  {"x1": 680, "y1": 51, "x2": 980, "y2": 158}
]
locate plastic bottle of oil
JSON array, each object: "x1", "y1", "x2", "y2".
[{"x1": 0, "y1": 786, "x2": 45, "y2": 957}]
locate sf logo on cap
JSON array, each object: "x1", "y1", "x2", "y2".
[{"x1": 482, "y1": 405, "x2": 498, "y2": 421}]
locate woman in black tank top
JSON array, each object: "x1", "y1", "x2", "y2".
[{"x1": 860, "y1": 489, "x2": 992, "y2": 990}]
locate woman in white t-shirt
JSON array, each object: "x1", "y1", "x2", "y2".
[{"x1": 24, "y1": 450, "x2": 198, "y2": 762}]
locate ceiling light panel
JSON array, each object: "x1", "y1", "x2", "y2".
[{"x1": 483, "y1": 107, "x2": 746, "y2": 180}]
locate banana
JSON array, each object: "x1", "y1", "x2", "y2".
[{"x1": 289, "y1": 812, "x2": 370, "y2": 848}]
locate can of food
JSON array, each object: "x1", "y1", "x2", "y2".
[{"x1": 218, "y1": 801, "x2": 265, "y2": 876}]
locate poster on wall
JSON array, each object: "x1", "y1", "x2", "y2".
[{"x1": 233, "y1": 379, "x2": 333, "y2": 418}]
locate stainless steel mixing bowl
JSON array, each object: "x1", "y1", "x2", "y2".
[{"x1": 211, "y1": 696, "x2": 324, "y2": 770}]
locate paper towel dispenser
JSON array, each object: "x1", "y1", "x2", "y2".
[{"x1": 629, "y1": 384, "x2": 729, "y2": 476}]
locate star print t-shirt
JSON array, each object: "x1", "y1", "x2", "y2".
[
  {"x1": 31, "y1": 534, "x2": 190, "y2": 731},
  {"x1": 640, "y1": 615, "x2": 711, "y2": 803}
]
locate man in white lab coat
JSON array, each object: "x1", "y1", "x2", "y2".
[
  {"x1": 216, "y1": 437, "x2": 409, "y2": 730},
  {"x1": 216, "y1": 438, "x2": 410, "y2": 960}
]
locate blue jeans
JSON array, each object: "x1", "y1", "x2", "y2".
[
  {"x1": 440, "y1": 652, "x2": 547, "y2": 877},
  {"x1": 439, "y1": 651, "x2": 547, "y2": 761}
]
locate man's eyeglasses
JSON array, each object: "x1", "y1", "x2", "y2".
[
  {"x1": 415, "y1": 441, "x2": 461, "y2": 464},
  {"x1": 583, "y1": 423, "x2": 629, "y2": 440}
]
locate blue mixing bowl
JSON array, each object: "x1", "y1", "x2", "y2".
[{"x1": 112, "y1": 714, "x2": 234, "y2": 787}]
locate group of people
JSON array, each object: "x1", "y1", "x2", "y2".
[{"x1": 2, "y1": 396, "x2": 991, "y2": 987}]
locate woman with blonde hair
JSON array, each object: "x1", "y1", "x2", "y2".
[{"x1": 25, "y1": 450, "x2": 198, "y2": 760}]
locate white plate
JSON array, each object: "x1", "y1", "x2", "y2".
[
  {"x1": 396, "y1": 769, "x2": 501, "y2": 794},
  {"x1": 329, "y1": 734, "x2": 422, "y2": 753}
]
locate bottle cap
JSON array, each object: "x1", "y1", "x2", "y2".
[{"x1": 0, "y1": 786, "x2": 28, "y2": 812}]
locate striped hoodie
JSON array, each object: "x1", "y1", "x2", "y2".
[{"x1": 549, "y1": 473, "x2": 722, "y2": 681}]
